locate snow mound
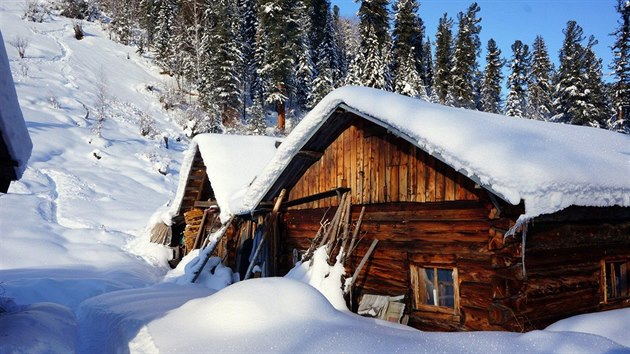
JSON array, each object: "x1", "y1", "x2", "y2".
[
  {"x1": 0, "y1": 302, "x2": 77, "y2": 354},
  {"x1": 136, "y1": 278, "x2": 629, "y2": 353},
  {"x1": 546, "y1": 308, "x2": 630, "y2": 347}
]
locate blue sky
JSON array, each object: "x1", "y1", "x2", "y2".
[{"x1": 331, "y1": 0, "x2": 619, "y2": 81}]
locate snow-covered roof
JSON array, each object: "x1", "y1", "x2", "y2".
[
  {"x1": 164, "y1": 134, "x2": 280, "y2": 223},
  {"x1": 236, "y1": 86, "x2": 630, "y2": 223},
  {"x1": 0, "y1": 31, "x2": 32, "y2": 181}
]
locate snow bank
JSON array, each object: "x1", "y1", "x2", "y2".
[
  {"x1": 0, "y1": 302, "x2": 77, "y2": 354},
  {"x1": 238, "y1": 86, "x2": 630, "y2": 221},
  {"x1": 133, "y1": 277, "x2": 629, "y2": 353},
  {"x1": 0, "y1": 31, "x2": 32, "y2": 180},
  {"x1": 546, "y1": 308, "x2": 630, "y2": 347},
  {"x1": 286, "y1": 246, "x2": 349, "y2": 311},
  {"x1": 76, "y1": 283, "x2": 215, "y2": 354}
]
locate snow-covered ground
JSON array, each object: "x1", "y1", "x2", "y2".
[{"x1": 1, "y1": 2, "x2": 629, "y2": 353}]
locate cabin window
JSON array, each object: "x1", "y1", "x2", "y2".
[
  {"x1": 603, "y1": 259, "x2": 630, "y2": 302},
  {"x1": 410, "y1": 265, "x2": 459, "y2": 313}
]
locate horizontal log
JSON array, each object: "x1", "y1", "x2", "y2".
[
  {"x1": 524, "y1": 273, "x2": 599, "y2": 298},
  {"x1": 526, "y1": 222, "x2": 630, "y2": 251}
]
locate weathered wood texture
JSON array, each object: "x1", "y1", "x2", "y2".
[
  {"x1": 179, "y1": 150, "x2": 214, "y2": 215},
  {"x1": 490, "y1": 218, "x2": 630, "y2": 331},
  {"x1": 281, "y1": 202, "x2": 503, "y2": 331},
  {"x1": 286, "y1": 120, "x2": 480, "y2": 209}
]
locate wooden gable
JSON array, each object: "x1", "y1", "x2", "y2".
[
  {"x1": 178, "y1": 149, "x2": 214, "y2": 216},
  {"x1": 286, "y1": 116, "x2": 481, "y2": 209}
]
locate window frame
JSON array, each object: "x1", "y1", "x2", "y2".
[
  {"x1": 601, "y1": 258, "x2": 630, "y2": 304},
  {"x1": 410, "y1": 264, "x2": 460, "y2": 315}
]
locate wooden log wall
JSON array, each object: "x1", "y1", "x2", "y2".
[
  {"x1": 281, "y1": 201, "x2": 508, "y2": 331},
  {"x1": 495, "y1": 219, "x2": 630, "y2": 330},
  {"x1": 286, "y1": 120, "x2": 479, "y2": 210}
]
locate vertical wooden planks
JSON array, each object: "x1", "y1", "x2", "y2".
[
  {"x1": 445, "y1": 166, "x2": 456, "y2": 201},
  {"x1": 356, "y1": 122, "x2": 365, "y2": 204},
  {"x1": 399, "y1": 141, "x2": 409, "y2": 202},
  {"x1": 435, "y1": 160, "x2": 445, "y2": 201},
  {"x1": 426, "y1": 155, "x2": 436, "y2": 202}
]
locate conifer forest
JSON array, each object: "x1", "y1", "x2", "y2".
[{"x1": 64, "y1": 0, "x2": 630, "y2": 135}]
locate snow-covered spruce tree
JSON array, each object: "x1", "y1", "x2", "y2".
[
  {"x1": 331, "y1": 5, "x2": 348, "y2": 86},
  {"x1": 582, "y1": 37, "x2": 612, "y2": 127},
  {"x1": 610, "y1": 0, "x2": 630, "y2": 132},
  {"x1": 432, "y1": 13, "x2": 453, "y2": 104},
  {"x1": 203, "y1": 0, "x2": 243, "y2": 127},
  {"x1": 238, "y1": 0, "x2": 259, "y2": 118},
  {"x1": 345, "y1": 48, "x2": 365, "y2": 86},
  {"x1": 311, "y1": 7, "x2": 340, "y2": 105},
  {"x1": 391, "y1": 0, "x2": 427, "y2": 99},
  {"x1": 450, "y1": 2, "x2": 481, "y2": 109},
  {"x1": 526, "y1": 35, "x2": 554, "y2": 120},
  {"x1": 293, "y1": 0, "x2": 316, "y2": 112},
  {"x1": 505, "y1": 40, "x2": 530, "y2": 117},
  {"x1": 256, "y1": 0, "x2": 296, "y2": 133},
  {"x1": 361, "y1": 24, "x2": 390, "y2": 89},
  {"x1": 154, "y1": 0, "x2": 177, "y2": 66},
  {"x1": 310, "y1": 0, "x2": 330, "y2": 66},
  {"x1": 356, "y1": 0, "x2": 391, "y2": 90},
  {"x1": 247, "y1": 93, "x2": 267, "y2": 135},
  {"x1": 479, "y1": 38, "x2": 503, "y2": 114},
  {"x1": 553, "y1": 21, "x2": 608, "y2": 127},
  {"x1": 139, "y1": 0, "x2": 158, "y2": 46},
  {"x1": 553, "y1": 20, "x2": 586, "y2": 124},
  {"x1": 394, "y1": 49, "x2": 425, "y2": 98},
  {"x1": 422, "y1": 37, "x2": 433, "y2": 97}
]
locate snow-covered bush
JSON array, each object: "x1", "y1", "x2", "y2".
[
  {"x1": 22, "y1": 0, "x2": 51, "y2": 22},
  {"x1": 9, "y1": 36, "x2": 30, "y2": 59},
  {"x1": 58, "y1": 0, "x2": 87, "y2": 19},
  {"x1": 72, "y1": 20, "x2": 84, "y2": 40}
]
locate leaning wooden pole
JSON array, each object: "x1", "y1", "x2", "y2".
[
  {"x1": 346, "y1": 238, "x2": 379, "y2": 292},
  {"x1": 191, "y1": 215, "x2": 234, "y2": 284},
  {"x1": 244, "y1": 189, "x2": 286, "y2": 280}
]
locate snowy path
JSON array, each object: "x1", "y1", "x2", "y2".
[{"x1": 1, "y1": 2, "x2": 186, "y2": 352}]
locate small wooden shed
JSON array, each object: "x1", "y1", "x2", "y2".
[
  {"x1": 152, "y1": 133, "x2": 280, "y2": 267},
  {"x1": 0, "y1": 31, "x2": 32, "y2": 192},
  {"x1": 236, "y1": 87, "x2": 630, "y2": 332}
]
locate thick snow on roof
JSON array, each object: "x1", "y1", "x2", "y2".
[
  {"x1": 165, "y1": 134, "x2": 280, "y2": 223},
  {"x1": 238, "y1": 86, "x2": 630, "y2": 221},
  {"x1": 0, "y1": 31, "x2": 32, "y2": 180}
]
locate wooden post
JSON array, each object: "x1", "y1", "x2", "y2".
[
  {"x1": 344, "y1": 206, "x2": 366, "y2": 264},
  {"x1": 244, "y1": 189, "x2": 286, "y2": 280},
  {"x1": 347, "y1": 239, "x2": 379, "y2": 291}
]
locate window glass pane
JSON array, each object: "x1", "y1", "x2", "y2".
[
  {"x1": 424, "y1": 268, "x2": 436, "y2": 306},
  {"x1": 437, "y1": 268, "x2": 454, "y2": 307},
  {"x1": 606, "y1": 262, "x2": 615, "y2": 299}
]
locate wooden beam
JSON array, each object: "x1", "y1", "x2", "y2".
[
  {"x1": 282, "y1": 187, "x2": 350, "y2": 208},
  {"x1": 296, "y1": 149, "x2": 324, "y2": 160},
  {"x1": 193, "y1": 200, "x2": 218, "y2": 209}
]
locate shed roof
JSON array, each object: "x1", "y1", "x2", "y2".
[
  {"x1": 161, "y1": 133, "x2": 280, "y2": 224},
  {"x1": 235, "y1": 86, "x2": 630, "y2": 223}
]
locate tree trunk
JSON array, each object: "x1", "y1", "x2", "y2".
[{"x1": 277, "y1": 101, "x2": 286, "y2": 133}]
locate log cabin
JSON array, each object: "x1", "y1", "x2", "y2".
[
  {"x1": 0, "y1": 31, "x2": 32, "y2": 192},
  {"x1": 159, "y1": 86, "x2": 630, "y2": 332},
  {"x1": 150, "y1": 133, "x2": 280, "y2": 268},
  {"x1": 232, "y1": 87, "x2": 630, "y2": 332}
]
